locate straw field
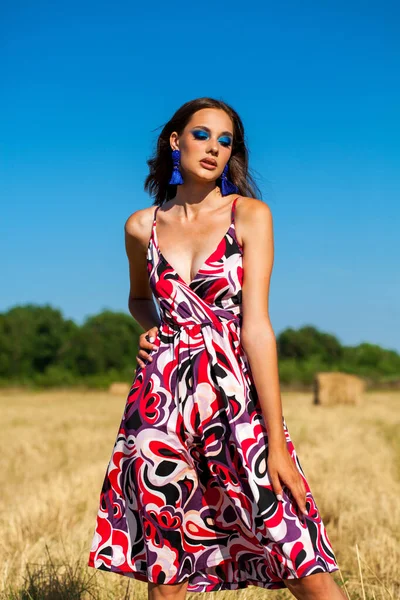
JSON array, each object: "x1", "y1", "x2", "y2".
[{"x1": 0, "y1": 388, "x2": 398, "y2": 599}]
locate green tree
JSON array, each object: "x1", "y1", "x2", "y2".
[
  {"x1": 0, "y1": 304, "x2": 77, "y2": 379},
  {"x1": 61, "y1": 310, "x2": 142, "y2": 375},
  {"x1": 277, "y1": 325, "x2": 342, "y2": 364}
]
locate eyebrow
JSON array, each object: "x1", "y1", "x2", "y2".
[{"x1": 192, "y1": 125, "x2": 233, "y2": 137}]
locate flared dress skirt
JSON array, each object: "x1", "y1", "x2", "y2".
[{"x1": 88, "y1": 197, "x2": 340, "y2": 592}]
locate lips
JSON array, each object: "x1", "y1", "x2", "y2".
[{"x1": 200, "y1": 158, "x2": 217, "y2": 168}]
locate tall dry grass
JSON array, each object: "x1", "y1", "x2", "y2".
[{"x1": 0, "y1": 389, "x2": 398, "y2": 599}]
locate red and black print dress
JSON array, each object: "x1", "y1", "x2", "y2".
[{"x1": 88, "y1": 196, "x2": 340, "y2": 592}]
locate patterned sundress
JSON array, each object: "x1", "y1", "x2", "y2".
[{"x1": 88, "y1": 196, "x2": 340, "y2": 592}]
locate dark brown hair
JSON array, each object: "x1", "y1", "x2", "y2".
[{"x1": 144, "y1": 97, "x2": 262, "y2": 206}]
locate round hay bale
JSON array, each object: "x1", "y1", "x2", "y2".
[{"x1": 313, "y1": 372, "x2": 366, "y2": 406}]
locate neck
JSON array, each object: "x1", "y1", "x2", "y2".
[{"x1": 172, "y1": 180, "x2": 223, "y2": 208}]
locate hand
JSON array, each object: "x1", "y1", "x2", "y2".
[
  {"x1": 268, "y1": 445, "x2": 308, "y2": 517},
  {"x1": 136, "y1": 326, "x2": 159, "y2": 368}
]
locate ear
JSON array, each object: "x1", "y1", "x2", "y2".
[{"x1": 170, "y1": 131, "x2": 179, "y2": 150}]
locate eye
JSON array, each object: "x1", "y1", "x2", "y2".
[
  {"x1": 218, "y1": 136, "x2": 232, "y2": 147},
  {"x1": 192, "y1": 130, "x2": 209, "y2": 141}
]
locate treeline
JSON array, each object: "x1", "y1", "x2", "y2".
[{"x1": 1, "y1": 304, "x2": 399, "y2": 389}]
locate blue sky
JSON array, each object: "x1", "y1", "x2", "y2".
[{"x1": 1, "y1": 1, "x2": 399, "y2": 351}]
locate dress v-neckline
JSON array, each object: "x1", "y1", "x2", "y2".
[{"x1": 151, "y1": 197, "x2": 239, "y2": 289}]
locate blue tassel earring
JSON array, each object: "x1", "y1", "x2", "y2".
[
  {"x1": 221, "y1": 162, "x2": 239, "y2": 196},
  {"x1": 168, "y1": 149, "x2": 184, "y2": 185}
]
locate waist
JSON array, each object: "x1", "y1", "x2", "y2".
[{"x1": 159, "y1": 312, "x2": 241, "y2": 338}]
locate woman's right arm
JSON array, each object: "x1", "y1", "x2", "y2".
[{"x1": 124, "y1": 209, "x2": 161, "y2": 363}]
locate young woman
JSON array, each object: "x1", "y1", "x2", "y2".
[{"x1": 88, "y1": 97, "x2": 346, "y2": 599}]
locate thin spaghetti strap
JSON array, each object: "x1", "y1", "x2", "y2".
[
  {"x1": 230, "y1": 196, "x2": 240, "y2": 224},
  {"x1": 152, "y1": 205, "x2": 161, "y2": 238},
  {"x1": 230, "y1": 196, "x2": 243, "y2": 251},
  {"x1": 148, "y1": 205, "x2": 161, "y2": 252},
  {"x1": 153, "y1": 204, "x2": 161, "y2": 222}
]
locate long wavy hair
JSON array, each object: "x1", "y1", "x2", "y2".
[{"x1": 144, "y1": 97, "x2": 262, "y2": 206}]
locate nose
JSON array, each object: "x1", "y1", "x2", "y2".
[{"x1": 207, "y1": 136, "x2": 219, "y2": 155}]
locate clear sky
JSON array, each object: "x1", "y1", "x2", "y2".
[{"x1": 1, "y1": 1, "x2": 399, "y2": 351}]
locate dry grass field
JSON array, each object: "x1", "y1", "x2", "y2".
[{"x1": 0, "y1": 388, "x2": 399, "y2": 599}]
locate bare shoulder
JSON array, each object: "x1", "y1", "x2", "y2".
[
  {"x1": 236, "y1": 196, "x2": 272, "y2": 221},
  {"x1": 235, "y1": 196, "x2": 273, "y2": 245},
  {"x1": 124, "y1": 205, "x2": 157, "y2": 247}
]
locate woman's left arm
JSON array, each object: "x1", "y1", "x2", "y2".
[{"x1": 238, "y1": 198, "x2": 308, "y2": 515}]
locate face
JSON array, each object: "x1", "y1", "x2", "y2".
[{"x1": 170, "y1": 108, "x2": 234, "y2": 184}]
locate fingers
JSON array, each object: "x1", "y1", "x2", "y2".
[
  {"x1": 145, "y1": 325, "x2": 159, "y2": 347},
  {"x1": 136, "y1": 327, "x2": 159, "y2": 367},
  {"x1": 287, "y1": 476, "x2": 308, "y2": 516},
  {"x1": 136, "y1": 348, "x2": 152, "y2": 367},
  {"x1": 269, "y1": 472, "x2": 284, "y2": 504},
  {"x1": 270, "y1": 469, "x2": 308, "y2": 516},
  {"x1": 136, "y1": 356, "x2": 146, "y2": 368}
]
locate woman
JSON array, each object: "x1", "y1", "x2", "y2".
[{"x1": 88, "y1": 97, "x2": 346, "y2": 599}]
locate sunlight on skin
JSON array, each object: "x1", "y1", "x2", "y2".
[{"x1": 283, "y1": 572, "x2": 348, "y2": 599}]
